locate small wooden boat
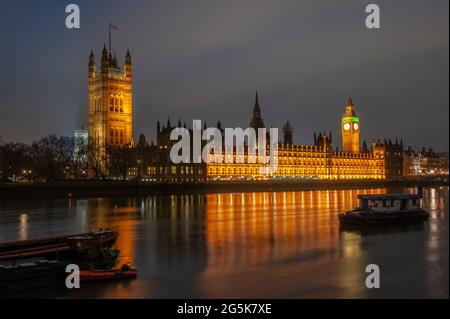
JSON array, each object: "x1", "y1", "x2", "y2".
[
  {"x1": 339, "y1": 193, "x2": 429, "y2": 227},
  {"x1": 80, "y1": 264, "x2": 137, "y2": 282}
]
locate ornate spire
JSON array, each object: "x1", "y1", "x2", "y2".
[
  {"x1": 343, "y1": 95, "x2": 358, "y2": 118},
  {"x1": 347, "y1": 95, "x2": 354, "y2": 107},
  {"x1": 101, "y1": 44, "x2": 109, "y2": 72},
  {"x1": 125, "y1": 49, "x2": 132, "y2": 65},
  {"x1": 362, "y1": 140, "x2": 368, "y2": 152},
  {"x1": 250, "y1": 91, "x2": 265, "y2": 130},
  {"x1": 101, "y1": 45, "x2": 108, "y2": 62},
  {"x1": 108, "y1": 51, "x2": 113, "y2": 65},
  {"x1": 89, "y1": 50, "x2": 95, "y2": 67},
  {"x1": 282, "y1": 121, "x2": 293, "y2": 145},
  {"x1": 113, "y1": 53, "x2": 118, "y2": 68},
  {"x1": 253, "y1": 91, "x2": 261, "y2": 113}
]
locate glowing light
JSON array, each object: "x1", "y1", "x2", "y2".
[{"x1": 342, "y1": 117, "x2": 359, "y2": 123}]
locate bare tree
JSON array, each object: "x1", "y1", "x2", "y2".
[
  {"x1": 0, "y1": 142, "x2": 30, "y2": 182},
  {"x1": 29, "y1": 134, "x2": 73, "y2": 181},
  {"x1": 87, "y1": 139, "x2": 107, "y2": 179}
]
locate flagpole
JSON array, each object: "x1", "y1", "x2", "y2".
[{"x1": 109, "y1": 23, "x2": 111, "y2": 52}]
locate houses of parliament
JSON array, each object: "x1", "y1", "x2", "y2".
[{"x1": 87, "y1": 47, "x2": 402, "y2": 182}]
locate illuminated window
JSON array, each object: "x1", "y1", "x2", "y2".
[{"x1": 115, "y1": 97, "x2": 119, "y2": 112}]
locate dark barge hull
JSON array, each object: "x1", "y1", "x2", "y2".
[
  {"x1": 0, "y1": 229, "x2": 118, "y2": 261},
  {"x1": 0, "y1": 250, "x2": 120, "y2": 296},
  {"x1": 338, "y1": 209, "x2": 430, "y2": 227},
  {"x1": 0, "y1": 230, "x2": 120, "y2": 296},
  {"x1": 0, "y1": 229, "x2": 117, "y2": 254}
]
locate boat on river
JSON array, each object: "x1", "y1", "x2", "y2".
[
  {"x1": 0, "y1": 249, "x2": 120, "y2": 296},
  {"x1": 0, "y1": 229, "x2": 120, "y2": 296},
  {"x1": 0, "y1": 229, "x2": 117, "y2": 261},
  {"x1": 80, "y1": 264, "x2": 138, "y2": 282},
  {"x1": 338, "y1": 193, "x2": 429, "y2": 227}
]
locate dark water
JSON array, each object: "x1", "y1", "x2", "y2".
[{"x1": 0, "y1": 187, "x2": 448, "y2": 299}]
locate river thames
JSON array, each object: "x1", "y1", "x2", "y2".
[{"x1": 0, "y1": 186, "x2": 448, "y2": 298}]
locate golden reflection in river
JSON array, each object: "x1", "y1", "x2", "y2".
[
  {"x1": 74, "y1": 198, "x2": 141, "y2": 266},
  {"x1": 423, "y1": 187, "x2": 447, "y2": 268},
  {"x1": 18, "y1": 213, "x2": 28, "y2": 241},
  {"x1": 2, "y1": 186, "x2": 446, "y2": 298},
  {"x1": 203, "y1": 188, "x2": 386, "y2": 271}
]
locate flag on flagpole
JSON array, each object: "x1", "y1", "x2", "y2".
[
  {"x1": 108, "y1": 22, "x2": 118, "y2": 51},
  {"x1": 109, "y1": 22, "x2": 118, "y2": 31}
]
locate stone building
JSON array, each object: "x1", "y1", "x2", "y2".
[
  {"x1": 88, "y1": 46, "x2": 133, "y2": 152},
  {"x1": 205, "y1": 95, "x2": 386, "y2": 180}
]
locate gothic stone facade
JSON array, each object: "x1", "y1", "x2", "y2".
[
  {"x1": 88, "y1": 47, "x2": 133, "y2": 151},
  {"x1": 205, "y1": 95, "x2": 385, "y2": 180}
]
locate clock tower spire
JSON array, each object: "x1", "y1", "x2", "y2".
[{"x1": 341, "y1": 95, "x2": 360, "y2": 153}]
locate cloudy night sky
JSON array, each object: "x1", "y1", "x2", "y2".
[{"x1": 0, "y1": 0, "x2": 448, "y2": 150}]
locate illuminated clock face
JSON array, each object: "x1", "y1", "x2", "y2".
[
  {"x1": 353, "y1": 123, "x2": 359, "y2": 130},
  {"x1": 344, "y1": 123, "x2": 351, "y2": 131}
]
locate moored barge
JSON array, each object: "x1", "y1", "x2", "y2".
[
  {"x1": 0, "y1": 229, "x2": 117, "y2": 261},
  {"x1": 0, "y1": 229, "x2": 120, "y2": 296},
  {"x1": 338, "y1": 193, "x2": 429, "y2": 226}
]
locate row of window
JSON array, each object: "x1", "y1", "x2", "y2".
[
  {"x1": 109, "y1": 96, "x2": 124, "y2": 113},
  {"x1": 92, "y1": 95, "x2": 125, "y2": 113},
  {"x1": 207, "y1": 155, "x2": 382, "y2": 165},
  {"x1": 110, "y1": 129, "x2": 125, "y2": 145},
  {"x1": 93, "y1": 96, "x2": 102, "y2": 113},
  {"x1": 208, "y1": 160, "x2": 384, "y2": 167},
  {"x1": 277, "y1": 152, "x2": 375, "y2": 159},
  {"x1": 209, "y1": 151, "x2": 376, "y2": 159},
  {"x1": 147, "y1": 166, "x2": 203, "y2": 175},
  {"x1": 207, "y1": 167, "x2": 384, "y2": 176}
]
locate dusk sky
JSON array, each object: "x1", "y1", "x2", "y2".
[{"x1": 0, "y1": 0, "x2": 448, "y2": 150}]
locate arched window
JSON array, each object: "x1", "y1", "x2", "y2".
[{"x1": 110, "y1": 129, "x2": 114, "y2": 143}]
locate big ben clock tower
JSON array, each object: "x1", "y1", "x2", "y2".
[{"x1": 341, "y1": 96, "x2": 360, "y2": 153}]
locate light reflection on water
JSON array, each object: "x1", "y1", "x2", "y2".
[{"x1": 0, "y1": 187, "x2": 448, "y2": 298}]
